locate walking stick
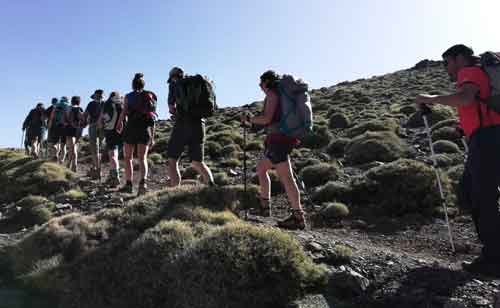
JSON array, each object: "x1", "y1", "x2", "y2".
[
  {"x1": 21, "y1": 129, "x2": 25, "y2": 150},
  {"x1": 421, "y1": 104, "x2": 456, "y2": 253}
]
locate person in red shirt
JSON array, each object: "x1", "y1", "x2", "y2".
[
  {"x1": 241, "y1": 70, "x2": 306, "y2": 230},
  {"x1": 417, "y1": 44, "x2": 500, "y2": 276}
]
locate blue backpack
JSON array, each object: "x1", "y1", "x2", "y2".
[{"x1": 277, "y1": 75, "x2": 313, "y2": 139}]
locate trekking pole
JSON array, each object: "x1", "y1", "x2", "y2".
[
  {"x1": 457, "y1": 127, "x2": 469, "y2": 160},
  {"x1": 421, "y1": 104, "x2": 456, "y2": 253},
  {"x1": 242, "y1": 110, "x2": 249, "y2": 220},
  {"x1": 21, "y1": 129, "x2": 25, "y2": 150}
]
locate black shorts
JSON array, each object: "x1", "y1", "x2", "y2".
[
  {"x1": 264, "y1": 142, "x2": 294, "y2": 165},
  {"x1": 66, "y1": 126, "x2": 82, "y2": 139},
  {"x1": 48, "y1": 125, "x2": 66, "y2": 144},
  {"x1": 167, "y1": 118, "x2": 205, "y2": 162},
  {"x1": 105, "y1": 130, "x2": 123, "y2": 151},
  {"x1": 26, "y1": 128, "x2": 43, "y2": 144},
  {"x1": 123, "y1": 123, "x2": 151, "y2": 145}
]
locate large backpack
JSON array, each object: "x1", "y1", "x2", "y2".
[
  {"x1": 103, "y1": 100, "x2": 124, "y2": 130},
  {"x1": 128, "y1": 91, "x2": 157, "y2": 125},
  {"x1": 479, "y1": 52, "x2": 500, "y2": 112},
  {"x1": 53, "y1": 102, "x2": 69, "y2": 127},
  {"x1": 277, "y1": 75, "x2": 313, "y2": 139},
  {"x1": 177, "y1": 75, "x2": 217, "y2": 118},
  {"x1": 69, "y1": 107, "x2": 85, "y2": 129}
]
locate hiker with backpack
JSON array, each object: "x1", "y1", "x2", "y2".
[
  {"x1": 22, "y1": 102, "x2": 46, "y2": 158},
  {"x1": 166, "y1": 67, "x2": 216, "y2": 187},
  {"x1": 100, "y1": 91, "x2": 124, "y2": 188},
  {"x1": 85, "y1": 89, "x2": 105, "y2": 180},
  {"x1": 48, "y1": 96, "x2": 70, "y2": 163},
  {"x1": 416, "y1": 44, "x2": 500, "y2": 276},
  {"x1": 116, "y1": 73, "x2": 156, "y2": 195},
  {"x1": 240, "y1": 70, "x2": 312, "y2": 230},
  {"x1": 63, "y1": 96, "x2": 85, "y2": 172}
]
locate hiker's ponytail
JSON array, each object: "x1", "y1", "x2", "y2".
[{"x1": 132, "y1": 73, "x2": 145, "y2": 91}]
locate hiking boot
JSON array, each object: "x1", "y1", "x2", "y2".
[
  {"x1": 137, "y1": 181, "x2": 147, "y2": 196},
  {"x1": 119, "y1": 181, "x2": 133, "y2": 194},
  {"x1": 277, "y1": 210, "x2": 306, "y2": 230},
  {"x1": 462, "y1": 255, "x2": 500, "y2": 277},
  {"x1": 106, "y1": 175, "x2": 120, "y2": 188}
]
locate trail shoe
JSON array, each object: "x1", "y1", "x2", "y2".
[
  {"x1": 277, "y1": 210, "x2": 306, "y2": 230},
  {"x1": 137, "y1": 180, "x2": 147, "y2": 196},
  {"x1": 105, "y1": 170, "x2": 121, "y2": 188},
  {"x1": 249, "y1": 197, "x2": 271, "y2": 217},
  {"x1": 119, "y1": 181, "x2": 133, "y2": 194},
  {"x1": 462, "y1": 256, "x2": 500, "y2": 277}
]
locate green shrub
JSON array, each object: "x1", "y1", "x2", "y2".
[
  {"x1": 431, "y1": 127, "x2": 461, "y2": 143},
  {"x1": 0, "y1": 150, "x2": 76, "y2": 203},
  {"x1": 219, "y1": 158, "x2": 241, "y2": 168},
  {"x1": 205, "y1": 141, "x2": 223, "y2": 159},
  {"x1": 299, "y1": 163, "x2": 341, "y2": 188},
  {"x1": 350, "y1": 159, "x2": 453, "y2": 216},
  {"x1": 431, "y1": 119, "x2": 459, "y2": 131},
  {"x1": 300, "y1": 126, "x2": 333, "y2": 149},
  {"x1": 245, "y1": 141, "x2": 264, "y2": 151},
  {"x1": 344, "y1": 118, "x2": 399, "y2": 138},
  {"x1": 5, "y1": 186, "x2": 325, "y2": 308},
  {"x1": 213, "y1": 172, "x2": 231, "y2": 186},
  {"x1": 7, "y1": 196, "x2": 56, "y2": 228},
  {"x1": 221, "y1": 144, "x2": 241, "y2": 158},
  {"x1": 63, "y1": 189, "x2": 88, "y2": 200},
  {"x1": 329, "y1": 113, "x2": 351, "y2": 129},
  {"x1": 149, "y1": 153, "x2": 164, "y2": 164},
  {"x1": 406, "y1": 105, "x2": 456, "y2": 128},
  {"x1": 312, "y1": 181, "x2": 352, "y2": 204},
  {"x1": 175, "y1": 224, "x2": 327, "y2": 308},
  {"x1": 432, "y1": 140, "x2": 461, "y2": 154},
  {"x1": 326, "y1": 138, "x2": 351, "y2": 157},
  {"x1": 345, "y1": 131, "x2": 410, "y2": 165},
  {"x1": 251, "y1": 170, "x2": 283, "y2": 196},
  {"x1": 319, "y1": 202, "x2": 350, "y2": 219}
]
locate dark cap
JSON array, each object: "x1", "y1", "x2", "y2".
[
  {"x1": 442, "y1": 44, "x2": 474, "y2": 59},
  {"x1": 91, "y1": 89, "x2": 104, "y2": 100}
]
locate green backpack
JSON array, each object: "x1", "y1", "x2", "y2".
[{"x1": 177, "y1": 75, "x2": 217, "y2": 118}]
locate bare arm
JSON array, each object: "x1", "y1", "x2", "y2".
[
  {"x1": 116, "y1": 98, "x2": 128, "y2": 133},
  {"x1": 416, "y1": 83, "x2": 479, "y2": 108},
  {"x1": 250, "y1": 92, "x2": 279, "y2": 126}
]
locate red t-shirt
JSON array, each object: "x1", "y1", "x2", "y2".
[{"x1": 457, "y1": 67, "x2": 500, "y2": 136}]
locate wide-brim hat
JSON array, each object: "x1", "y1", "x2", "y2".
[{"x1": 91, "y1": 89, "x2": 104, "y2": 100}]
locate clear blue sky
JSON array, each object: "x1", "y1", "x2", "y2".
[{"x1": 1, "y1": 0, "x2": 498, "y2": 147}]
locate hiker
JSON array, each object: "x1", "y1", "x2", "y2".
[
  {"x1": 48, "y1": 96, "x2": 70, "y2": 163},
  {"x1": 22, "y1": 102, "x2": 46, "y2": 158},
  {"x1": 240, "y1": 70, "x2": 306, "y2": 230},
  {"x1": 166, "y1": 67, "x2": 215, "y2": 187},
  {"x1": 416, "y1": 44, "x2": 500, "y2": 275},
  {"x1": 116, "y1": 73, "x2": 156, "y2": 195},
  {"x1": 100, "y1": 91, "x2": 124, "y2": 188},
  {"x1": 63, "y1": 96, "x2": 85, "y2": 172},
  {"x1": 85, "y1": 89, "x2": 105, "y2": 180}
]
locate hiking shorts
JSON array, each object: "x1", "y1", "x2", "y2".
[
  {"x1": 264, "y1": 142, "x2": 294, "y2": 165},
  {"x1": 48, "y1": 125, "x2": 66, "y2": 144},
  {"x1": 66, "y1": 126, "x2": 82, "y2": 139},
  {"x1": 26, "y1": 128, "x2": 43, "y2": 144},
  {"x1": 88, "y1": 123, "x2": 104, "y2": 145},
  {"x1": 167, "y1": 119, "x2": 205, "y2": 162},
  {"x1": 105, "y1": 130, "x2": 123, "y2": 151},
  {"x1": 123, "y1": 124, "x2": 151, "y2": 145}
]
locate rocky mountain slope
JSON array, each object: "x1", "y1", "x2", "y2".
[{"x1": 1, "y1": 59, "x2": 500, "y2": 308}]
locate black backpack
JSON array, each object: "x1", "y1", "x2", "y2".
[
  {"x1": 69, "y1": 107, "x2": 85, "y2": 128},
  {"x1": 176, "y1": 75, "x2": 217, "y2": 118},
  {"x1": 128, "y1": 91, "x2": 157, "y2": 126}
]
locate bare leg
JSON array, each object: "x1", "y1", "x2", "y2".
[{"x1": 168, "y1": 158, "x2": 181, "y2": 187}]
